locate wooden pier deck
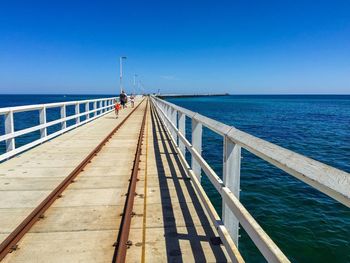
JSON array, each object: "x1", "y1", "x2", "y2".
[{"x1": 0, "y1": 98, "x2": 230, "y2": 262}]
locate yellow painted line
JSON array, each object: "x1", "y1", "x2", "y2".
[{"x1": 141, "y1": 102, "x2": 149, "y2": 263}]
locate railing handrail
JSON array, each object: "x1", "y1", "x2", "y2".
[
  {"x1": 150, "y1": 95, "x2": 350, "y2": 263},
  {"x1": 151, "y1": 96, "x2": 350, "y2": 207},
  {"x1": 0, "y1": 97, "x2": 115, "y2": 115},
  {"x1": 0, "y1": 96, "x2": 120, "y2": 162},
  {"x1": 0, "y1": 104, "x2": 112, "y2": 143}
]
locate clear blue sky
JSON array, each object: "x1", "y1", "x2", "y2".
[{"x1": 0, "y1": 0, "x2": 349, "y2": 94}]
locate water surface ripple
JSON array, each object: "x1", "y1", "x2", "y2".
[{"x1": 167, "y1": 95, "x2": 350, "y2": 263}]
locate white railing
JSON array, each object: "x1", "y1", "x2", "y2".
[
  {"x1": 151, "y1": 96, "x2": 350, "y2": 263},
  {"x1": 0, "y1": 97, "x2": 117, "y2": 162}
]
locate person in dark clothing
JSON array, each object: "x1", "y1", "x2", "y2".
[{"x1": 119, "y1": 91, "x2": 127, "y2": 108}]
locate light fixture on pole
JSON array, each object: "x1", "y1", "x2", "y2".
[{"x1": 119, "y1": 56, "x2": 127, "y2": 95}]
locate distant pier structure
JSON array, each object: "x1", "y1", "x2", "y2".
[
  {"x1": 157, "y1": 93, "x2": 229, "y2": 99},
  {"x1": 0, "y1": 95, "x2": 348, "y2": 263}
]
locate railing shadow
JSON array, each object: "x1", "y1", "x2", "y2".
[{"x1": 150, "y1": 104, "x2": 228, "y2": 262}]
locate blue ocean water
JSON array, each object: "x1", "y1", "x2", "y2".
[
  {"x1": 166, "y1": 95, "x2": 350, "y2": 263},
  {"x1": 0, "y1": 94, "x2": 349, "y2": 262}
]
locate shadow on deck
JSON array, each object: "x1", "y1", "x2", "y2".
[{"x1": 150, "y1": 105, "x2": 228, "y2": 262}]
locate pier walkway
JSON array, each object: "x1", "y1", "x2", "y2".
[
  {"x1": 0, "y1": 96, "x2": 349, "y2": 263},
  {"x1": 0, "y1": 98, "x2": 232, "y2": 262}
]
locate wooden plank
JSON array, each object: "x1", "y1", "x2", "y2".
[
  {"x1": 125, "y1": 103, "x2": 230, "y2": 262},
  {"x1": 0, "y1": 100, "x2": 145, "y2": 262}
]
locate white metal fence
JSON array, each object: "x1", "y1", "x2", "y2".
[
  {"x1": 0, "y1": 97, "x2": 116, "y2": 162},
  {"x1": 151, "y1": 95, "x2": 350, "y2": 263}
]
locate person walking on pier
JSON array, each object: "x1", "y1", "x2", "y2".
[
  {"x1": 114, "y1": 100, "x2": 121, "y2": 118},
  {"x1": 119, "y1": 91, "x2": 127, "y2": 109},
  {"x1": 130, "y1": 94, "x2": 135, "y2": 108}
]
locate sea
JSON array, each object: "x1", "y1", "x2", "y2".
[{"x1": 1, "y1": 94, "x2": 349, "y2": 262}]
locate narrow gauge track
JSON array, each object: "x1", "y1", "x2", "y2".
[
  {"x1": 0, "y1": 98, "x2": 146, "y2": 261},
  {"x1": 112, "y1": 99, "x2": 148, "y2": 263}
]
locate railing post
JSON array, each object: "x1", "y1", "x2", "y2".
[
  {"x1": 223, "y1": 136, "x2": 241, "y2": 246},
  {"x1": 178, "y1": 112, "x2": 186, "y2": 156},
  {"x1": 75, "y1": 103, "x2": 80, "y2": 124},
  {"x1": 157, "y1": 101, "x2": 162, "y2": 122},
  {"x1": 85, "y1": 102, "x2": 90, "y2": 120},
  {"x1": 5, "y1": 111, "x2": 15, "y2": 152},
  {"x1": 93, "y1": 101, "x2": 97, "y2": 117},
  {"x1": 170, "y1": 108, "x2": 177, "y2": 144},
  {"x1": 167, "y1": 106, "x2": 171, "y2": 124},
  {"x1": 162, "y1": 102, "x2": 167, "y2": 123},
  {"x1": 39, "y1": 106, "x2": 47, "y2": 138},
  {"x1": 60, "y1": 104, "x2": 66, "y2": 129},
  {"x1": 101, "y1": 100, "x2": 104, "y2": 113},
  {"x1": 165, "y1": 105, "x2": 169, "y2": 119},
  {"x1": 191, "y1": 118, "x2": 202, "y2": 181}
]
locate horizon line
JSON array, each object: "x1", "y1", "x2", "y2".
[{"x1": 1, "y1": 93, "x2": 350, "y2": 96}]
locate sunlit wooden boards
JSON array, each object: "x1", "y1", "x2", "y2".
[
  {"x1": 0, "y1": 100, "x2": 145, "y2": 262},
  {"x1": 0, "y1": 99, "x2": 230, "y2": 262},
  {"x1": 125, "y1": 105, "x2": 230, "y2": 262}
]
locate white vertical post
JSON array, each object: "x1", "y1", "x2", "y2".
[
  {"x1": 223, "y1": 136, "x2": 241, "y2": 246},
  {"x1": 191, "y1": 118, "x2": 202, "y2": 181},
  {"x1": 60, "y1": 104, "x2": 66, "y2": 129},
  {"x1": 170, "y1": 108, "x2": 177, "y2": 144},
  {"x1": 85, "y1": 102, "x2": 90, "y2": 120},
  {"x1": 166, "y1": 105, "x2": 171, "y2": 124},
  {"x1": 5, "y1": 111, "x2": 15, "y2": 152},
  {"x1": 39, "y1": 106, "x2": 47, "y2": 138},
  {"x1": 93, "y1": 101, "x2": 97, "y2": 117},
  {"x1": 165, "y1": 104, "x2": 168, "y2": 124},
  {"x1": 178, "y1": 112, "x2": 186, "y2": 156},
  {"x1": 160, "y1": 102, "x2": 165, "y2": 123},
  {"x1": 101, "y1": 100, "x2": 105, "y2": 113},
  {"x1": 75, "y1": 103, "x2": 80, "y2": 124}
]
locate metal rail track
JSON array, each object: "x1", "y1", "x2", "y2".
[
  {"x1": 0, "y1": 99, "x2": 146, "y2": 261},
  {"x1": 112, "y1": 99, "x2": 148, "y2": 263}
]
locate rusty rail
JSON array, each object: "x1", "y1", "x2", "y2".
[
  {"x1": 112, "y1": 99, "x2": 148, "y2": 263},
  {"x1": 0, "y1": 99, "x2": 145, "y2": 261}
]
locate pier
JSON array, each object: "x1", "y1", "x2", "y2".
[
  {"x1": 0, "y1": 96, "x2": 349, "y2": 262},
  {"x1": 157, "y1": 93, "x2": 229, "y2": 99}
]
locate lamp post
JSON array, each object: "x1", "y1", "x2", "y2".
[
  {"x1": 133, "y1": 74, "x2": 138, "y2": 95},
  {"x1": 119, "y1": 56, "x2": 127, "y2": 95}
]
